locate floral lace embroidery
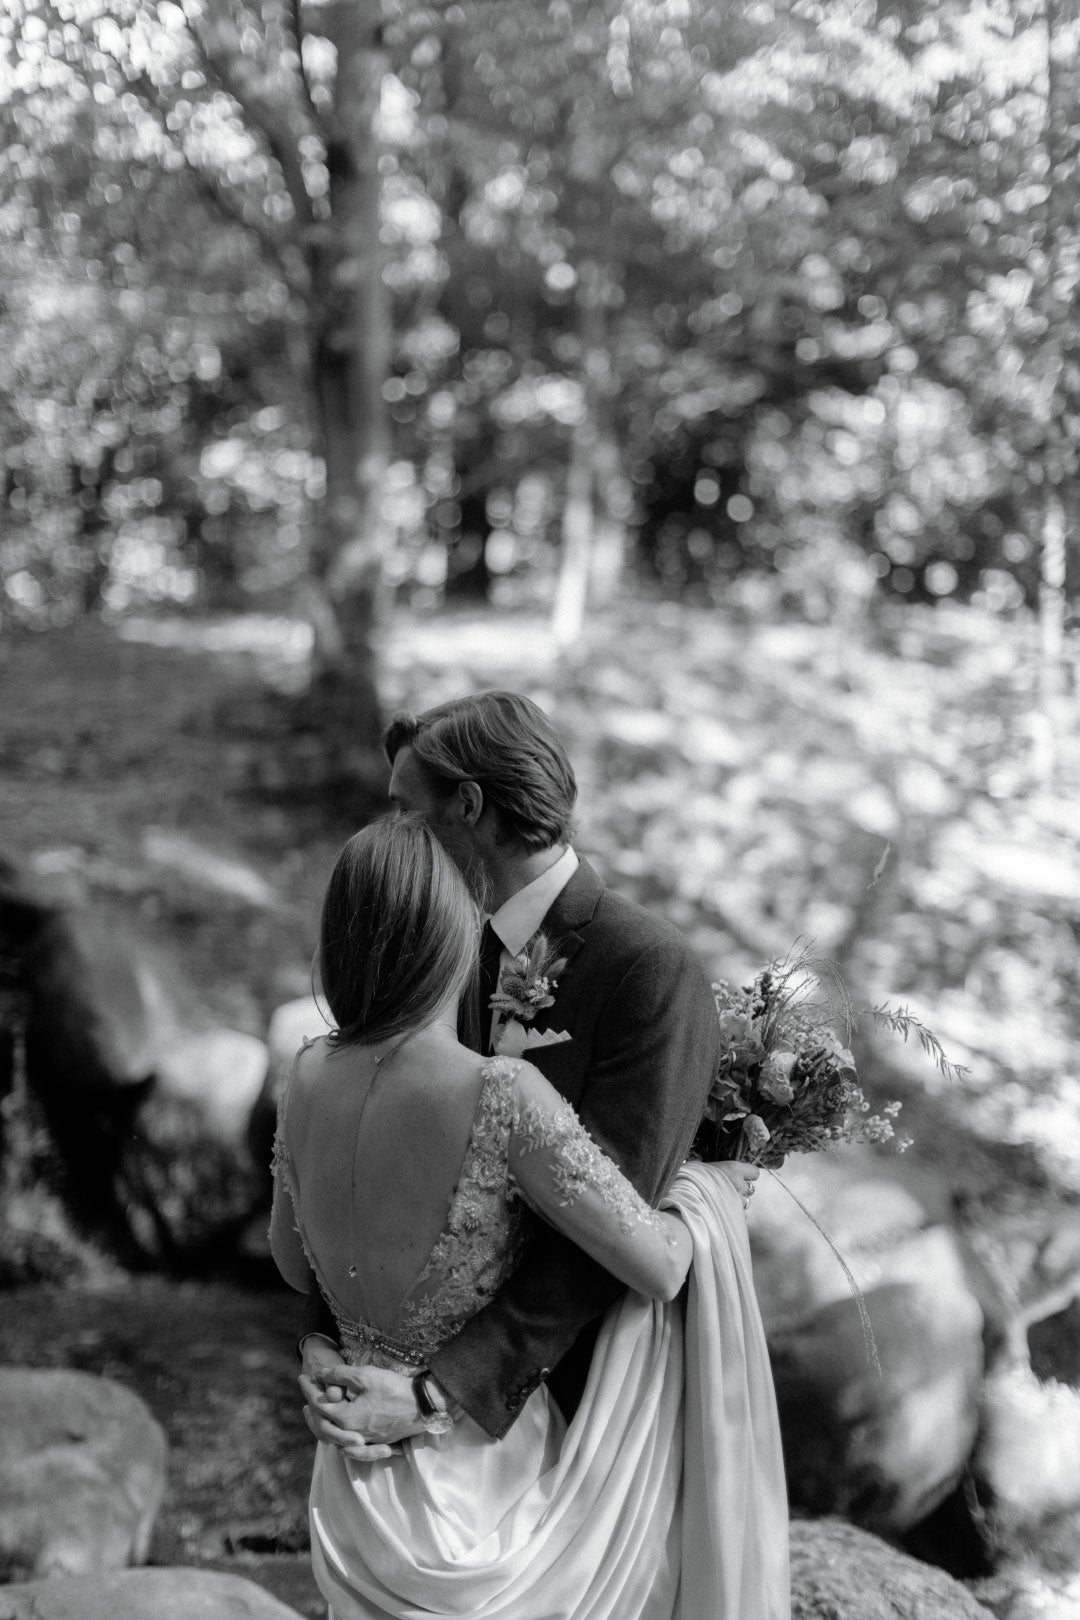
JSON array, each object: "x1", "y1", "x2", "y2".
[
  {"x1": 511, "y1": 1093, "x2": 663, "y2": 1237},
  {"x1": 396, "y1": 1058, "x2": 524, "y2": 1354}
]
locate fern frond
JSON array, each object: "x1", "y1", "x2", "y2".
[{"x1": 870, "y1": 1004, "x2": 970, "y2": 1082}]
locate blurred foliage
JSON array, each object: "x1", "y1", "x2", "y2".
[
  {"x1": 384, "y1": 599, "x2": 1080, "y2": 1192},
  {"x1": 3, "y1": 599, "x2": 1079, "y2": 1209},
  {"x1": 1, "y1": 0, "x2": 1079, "y2": 627}
]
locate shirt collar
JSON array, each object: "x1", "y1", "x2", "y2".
[{"x1": 489, "y1": 847, "x2": 579, "y2": 958}]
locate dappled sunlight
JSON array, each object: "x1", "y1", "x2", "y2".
[
  {"x1": 384, "y1": 611, "x2": 559, "y2": 687},
  {"x1": 118, "y1": 610, "x2": 313, "y2": 663}
]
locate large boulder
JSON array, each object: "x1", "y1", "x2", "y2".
[
  {"x1": 1, "y1": 850, "x2": 273, "y2": 1267},
  {"x1": 2, "y1": 859, "x2": 159, "y2": 1250},
  {"x1": 115, "y1": 1031, "x2": 270, "y2": 1265},
  {"x1": 970, "y1": 1217, "x2": 1080, "y2": 1547},
  {"x1": 0, "y1": 1568, "x2": 305, "y2": 1619},
  {"x1": 750, "y1": 1149, "x2": 984, "y2": 1535},
  {"x1": 0, "y1": 1368, "x2": 167, "y2": 1580},
  {"x1": 790, "y1": 1518, "x2": 995, "y2": 1619},
  {"x1": 24, "y1": 905, "x2": 160, "y2": 1097},
  {"x1": 971, "y1": 1566, "x2": 1080, "y2": 1620},
  {"x1": 155, "y1": 1030, "x2": 269, "y2": 1150},
  {"x1": 200, "y1": 1555, "x2": 324, "y2": 1619}
]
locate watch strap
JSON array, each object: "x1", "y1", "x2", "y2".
[{"x1": 413, "y1": 1371, "x2": 454, "y2": 1434}]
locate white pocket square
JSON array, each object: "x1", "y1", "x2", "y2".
[
  {"x1": 521, "y1": 1027, "x2": 572, "y2": 1050},
  {"x1": 495, "y1": 1021, "x2": 573, "y2": 1058}
]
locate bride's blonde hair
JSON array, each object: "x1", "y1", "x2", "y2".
[{"x1": 319, "y1": 815, "x2": 480, "y2": 1048}]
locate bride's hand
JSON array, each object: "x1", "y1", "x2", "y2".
[
  {"x1": 300, "y1": 1333, "x2": 345, "y2": 1400},
  {"x1": 713, "y1": 1161, "x2": 760, "y2": 1209}
]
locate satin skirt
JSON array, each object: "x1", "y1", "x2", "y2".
[{"x1": 309, "y1": 1163, "x2": 790, "y2": 1620}]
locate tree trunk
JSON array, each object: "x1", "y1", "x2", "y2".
[
  {"x1": 1032, "y1": 0, "x2": 1076, "y2": 784},
  {"x1": 589, "y1": 426, "x2": 628, "y2": 608},
  {"x1": 1032, "y1": 485, "x2": 1069, "y2": 782},
  {"x1": 1040, "y1": 487, "x2": 1068, "y2": 696},
  {"x1": 553, "y1": 260, "x2": 623, "y2": 649},
  {"x1": 306, "y1": 0, "x2": 391, "y2": 734},
  {"x1": 447, "y1": 488, "x2": 494, "y2": 600}
]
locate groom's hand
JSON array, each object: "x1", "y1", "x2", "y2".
[{"x1": 299, "y1": 1363, "x2": 428, "y2": 1461}]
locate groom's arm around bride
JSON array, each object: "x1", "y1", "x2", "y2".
[{"x1": 300, "y1": 692, "x2": 722, "y2": 1446}]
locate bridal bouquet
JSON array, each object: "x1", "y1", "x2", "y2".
[{"x1": 693, "y1": 944, "x2": 961, "y2": 1168}]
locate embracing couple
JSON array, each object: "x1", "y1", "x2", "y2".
[{"x1": 270, "y1": 692, "x2": 790, "y2": 1620}]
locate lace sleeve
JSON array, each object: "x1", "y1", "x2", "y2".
[
  {"x1": 507, "y1": 1064, "x2": 691, "y2": 1301},
  {"x1": 512, "y1": 1092, "x2": 663, "y2": 1236}
]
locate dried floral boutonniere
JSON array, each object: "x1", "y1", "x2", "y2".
[{"x1": 490, "y1": 932, "x2": 568, "y2": 1057}]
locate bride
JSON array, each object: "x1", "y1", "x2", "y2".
[{"x1": 270, "y1": 815, "x2": 789, "y2": 1620}]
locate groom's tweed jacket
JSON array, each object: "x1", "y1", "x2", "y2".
[{"x1": 431, "y1": 856, "x2": 721, "y2": 1438}]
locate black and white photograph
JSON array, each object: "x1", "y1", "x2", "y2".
[{"x1": 1, "y1": 2, "x2": 1079, "y2": 1617}]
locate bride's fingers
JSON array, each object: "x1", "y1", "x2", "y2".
[{"x1": 299, "y1": 1373, "x2": 348, "y2": 1405}]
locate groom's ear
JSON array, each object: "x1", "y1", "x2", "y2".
[{"x1": 456, "y1": 780, "x2": 484, "y2": 826}]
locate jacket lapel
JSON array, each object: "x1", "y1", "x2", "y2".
[
  {"x1": 542, "y1": 856, "x2": 604, "y2": 938},
  {"x1": 535, "y1": 857, "x2": 603, "y2": 990}
]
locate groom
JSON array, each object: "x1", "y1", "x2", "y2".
[{"x1": 300, "y1": 690, "x2": 724, "y2": 1452}]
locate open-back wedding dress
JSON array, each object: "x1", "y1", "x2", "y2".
[{"x1": 272, "y1": 1049, "x2": 789, "y2": 1620}]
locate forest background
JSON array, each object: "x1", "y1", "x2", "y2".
[
  {"x1": 4, "y1": 0, "x2": 1079, "y2": 1195},
  {"x1": 2, "y1": 0, "x2": 1080, "y2": 1614}
]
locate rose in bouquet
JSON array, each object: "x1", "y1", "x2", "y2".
[{"x1": 694, "y1": 944, "x2": 961, "y2": 1168}]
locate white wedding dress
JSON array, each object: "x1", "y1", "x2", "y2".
[{"x1": 273, "y1": 1055, "x2": 789, "y2": 1620}]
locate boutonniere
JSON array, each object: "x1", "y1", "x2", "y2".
[{"x1": 491, "y1": 932, "x2": 570, "y2": 1058}]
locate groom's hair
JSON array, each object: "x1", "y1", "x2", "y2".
[{"x1": 384, "y1": 692, "x2": 576, "y2": 853}]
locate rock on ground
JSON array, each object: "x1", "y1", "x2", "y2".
[
  {"x1": 0, "y1": 1367, "x2": 167, "y2": 1579},
  {"x1": 115, "y1": 1027, "x2": 269, "y2": 1263},
  {"x1": 790, "y1": 1518, "x2": 996, "y2": 1619},
  {"x1": 2, "y1": 855, "x2": 273, "y2": 1267},
  {"x1": 971, "y1": 1566, "x2": 1080, "y2": 1620},
  {"x1": 198, "y1": 1555, "x2": 324, "y2": 1620},
  {"x1": 0, "y1": 1567, "x2": 305, "y2": 1619},
  {"x1": 752, "y1": 1151, "x2": 984, "y2": 1534},
  {"x1": 156, "y1": 1028, "x2": 269, "y2": 1149}
]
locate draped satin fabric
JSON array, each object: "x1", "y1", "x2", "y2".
[{"x1": 308, "y1": 1162, "x2": 790, "y2": 1620}]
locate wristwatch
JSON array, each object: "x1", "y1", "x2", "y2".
[{"x1": 413, "y1": 1371, "x2": 455, "y2": 1435}]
